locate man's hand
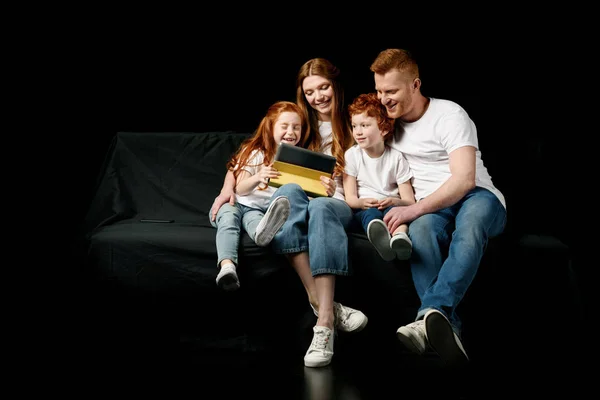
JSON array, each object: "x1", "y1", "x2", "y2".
[
  {"x1": 210, "y1": 191, "x2": 235, "y2": 222},
  {"x1": 383, "y1": 205, "x2": 419, "y2": 233}
]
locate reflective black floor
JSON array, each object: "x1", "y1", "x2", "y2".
[{"x1": 68, "y1": 338, "x2": 587, "y2": 399}]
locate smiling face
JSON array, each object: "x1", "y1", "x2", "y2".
[
  {"x1": 351, "y1": 112, "x2": 387, "y2": 155},
  {"x1": 302, "y1": 75, "x2": 334, "y2": 121},
  {"x1": 273, "y1": 111, "x2": 302, "y2": 146},
  {"x1": 374, "y1": 69, "x2": 418, "y2": 120}
]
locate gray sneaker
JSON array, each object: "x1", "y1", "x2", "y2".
[
  {"x1": 367, "y1": 219, "x2": 395, "y2": 261},
  {"x1": 254, "y1": 196, "x2": 290, "y2": 247},
  {"x1": 215, "y1": 264, "x2": 240, "y2": 291},
  {"x1": 396, "y1": 319, "x2": 428, "y2": 354},
  {"x1": 424, "y1": 309, "x2": 469, "y2": 367},
  {"x1": 390, "y1": 231, "x2": 412, "y2": 260},
  {"x1": 311, "y1": 302, "x2": 368, "y2": 333}
]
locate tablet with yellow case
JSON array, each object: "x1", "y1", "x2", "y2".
[{"x1": 268, "y1": 143, "x2": 336, "y2": 198}]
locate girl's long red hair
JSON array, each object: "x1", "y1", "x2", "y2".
[{"x1": 226, "y1": 101, "x2": 308, "y2": 188}]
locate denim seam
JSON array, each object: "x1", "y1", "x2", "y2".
[
  {"x1": 274, "y1": 247, "x2": 308, "y2": 255},
  {"x1": 312, "y1": 268, "x2": 350, "y2": 277}
]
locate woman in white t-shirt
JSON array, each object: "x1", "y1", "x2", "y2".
[
  {"x1": 211, "y1": 58, "x2": 369, "y2": 368},
  {"x1": 209, "y1": 101, "x2": 306, "y2": 292}
]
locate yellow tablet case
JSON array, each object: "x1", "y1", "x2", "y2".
[{"x1": 268, "y1": 144, "x2": 336, "y2": 198}]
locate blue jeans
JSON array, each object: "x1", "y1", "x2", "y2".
[
  {"x1": 209, "y1": 203, "x2": 267, "y2": 267},
  {"x1": 269, "y1": 183, "x2": 353, "y2": 276},
  {"x1": 410, "y1": 187, "x2": 506, "y2": 332},
  {"x1": 354, "y1": 206, "x2": 395, "y2": 233}
]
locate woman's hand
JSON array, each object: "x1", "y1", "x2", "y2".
[
  {"x1": 210, "y1": 191, "x2": 235, "y2": 221},
  {"x1": 320, "y1": 175, "x2": 336, "y2": 197}
]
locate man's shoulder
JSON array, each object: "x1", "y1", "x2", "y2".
[{"x1": 431, "y1": 98, "x2": 467, "y2": 115}]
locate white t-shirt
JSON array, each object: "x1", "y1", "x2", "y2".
[
  {"x1": 344, "y1": 145, "x2": 413, "y2": 200},
  {"x1": 318, "y1": 121, "x2": 345, "y2": 201},
  {"x1": 234, "y1": 149, "x2": 275, "y2": 210},
  {"x1": 389, "y1": 98, "x2": 506, "y2": 209}
]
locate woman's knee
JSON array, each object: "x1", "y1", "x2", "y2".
[{"x1": 275, "y1": 183, "x2": 304, "y2": 197}]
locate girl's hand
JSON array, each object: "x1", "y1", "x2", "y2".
[{"x1": 258, "y1": 164, "x2": 281, "y2": 184}]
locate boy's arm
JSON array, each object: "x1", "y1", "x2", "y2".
[
  {"x1": 396, "y1": 180, "x2": 416, "y2": 206},
  {"x1": 343, "y1": 173, "x2": 361, "y2": 209}
]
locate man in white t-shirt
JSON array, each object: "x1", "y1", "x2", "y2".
[{"x1": 370, "y1": 49, "x2": 507, "y2": 367}]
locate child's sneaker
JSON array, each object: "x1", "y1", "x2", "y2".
[
  {"x1": 366, "y1": 219, "x2": 395, "y2": 261},
  {"x1": 304, "y1": 325, "x2": 334, "y2": 367},
  {"x1": 390, "y1": 231, "x2": 412, "y2": 260},
  {"x1": 254, "y1": 196, "x2": 290, "y2": 247},
  {"x1": 215, "y1": 263, "x2": 240, "y2": 291}
]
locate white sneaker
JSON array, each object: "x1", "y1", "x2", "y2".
[
  {"x1": 366, "y1": 219, "x2": 395, "y2": 261},
  {"x1": 254, "y1": 196, "x2": 290, "y2": 247},
  {"x1": 310, "y1": 302, "x2": 368, "y2": 333},
  {"x1": 390, "y1": 232, "x2": 412, "y2": 260},
  {"x1": 396, "y1": 319, "x2": 428, "y2": 355},
  {"x1": 215, "y1": 263, "x2": 240, "y2": 291},
  {"x1": 304, "y1": 326, "x2": 334, "y2": 367},
  {"x1": 424, "y1": 309, "x2": 469, "y2": 366}
]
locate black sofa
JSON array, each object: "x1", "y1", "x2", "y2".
[{"x1": 76, "y1": 130, "x2": 580, "y2": 375}]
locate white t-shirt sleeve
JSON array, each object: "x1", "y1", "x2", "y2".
[
  {"x1": 344, "y1": 146, "x2": 359, "y2": 177},
  {"x1": 239, "y1": 149, "x2": 264, "y2": 176},
  {"x1": 395, "y1": 151, "x2": 413, "y2": 185},
  {"x1": 438, "y1": 110, "x2": 479, "y2": 154}
]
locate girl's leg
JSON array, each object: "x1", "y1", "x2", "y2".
[{"x1": 209, "y1": 203, "x2": 243, "y2": 290}]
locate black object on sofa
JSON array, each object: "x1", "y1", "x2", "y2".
[{"x1": 78, "y1": 131, "x2": 579, "y2": 373}]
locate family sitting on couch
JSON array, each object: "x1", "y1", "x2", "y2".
[{"x1": 207, "y1": 48, "x2": 506, "y2": 370}]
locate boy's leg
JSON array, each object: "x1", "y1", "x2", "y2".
[
  {"x1": 359, "y1": 208, "x2": 394, "y2": 261},
  {"x1": 384, "y1": 207, "x2": 412, "y2": 260}
]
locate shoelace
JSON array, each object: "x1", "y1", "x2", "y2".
[
  {"x1": 334, "y1": 303, "x2": 351, "y2": 324},
  {"x1": 310, "y1": 329, "x2": 331, "y2": 350},
  {"x1": 406, "y1": 320, "x2": 424, "y2": 331}
]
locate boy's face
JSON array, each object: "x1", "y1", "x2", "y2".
[
  {"x1": 273, "y1": 112, "x2": 302, "y2": 146},
  {"x1": 351, "y1": 112, "x2": 387, "y2": 150}
]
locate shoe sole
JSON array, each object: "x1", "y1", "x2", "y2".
[
  {"x1": 255, "y1": 196, "x2": 290, "y2": 247},
  {"x1": 216, "y1": 272, "x2": 240, "y2": 291},
  {"x1": 304, "y1": 358, "x2": 332, "y2": 368},
  {"x1": 390, "y1": 235, "x2": 412, "y2": 260},
  {"x1": 396, "y1": 329, "x2": 425, "y2": 355},
  {"x1": 367, "y1": 220, "x2": 395, "y2": 261},
  {"x1": 425, "y1": 311, "x2": 469, "y2": 367}
]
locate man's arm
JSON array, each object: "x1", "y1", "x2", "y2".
[
  {"x1": 413, "y1": 146, "x2": 476, "y2": 216},
  {"x1": 384, "y1": 146, "x2": 476, "y2": 232},
  {"x1": 210, "y1": 170, "x2": 236, "y2": 222}
]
